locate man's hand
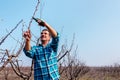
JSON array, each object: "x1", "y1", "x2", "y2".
[
  {"x1": 37, "y1": 19, "x2": 46, "y2": 27},
  {"x1": 32, "y1": 17, "x2": 46, "y2": 27},
  {"x1": 23, "y1": 29, "x2": 31, "y2": 41}
]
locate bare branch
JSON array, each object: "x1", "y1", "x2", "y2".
[
  {"x1": 58, "y1": 34, "x2": 75, "y2": 62},
  {"x1": 0, "y1": 19, "x2": 23, "y2": 45},
  {"x1": 0, "y1": 50, "x2": 13, "y2": 71},
  {"x1": 6, "y1": 29, "x2": 21, "y2": 44},
  {"x1": 28, "y1": 0, "x2": 40, "y2": 29}
]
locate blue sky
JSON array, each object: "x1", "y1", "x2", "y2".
[{"x1": 0, "y1": 0, "x2": 120, "y2": 66}]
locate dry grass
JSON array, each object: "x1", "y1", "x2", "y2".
[
  {"x1": 60, "y1": 66, "x2": 120, "y2": 80},
  {"x1": 0, "y1": 67, "x2": 34, "y2": 80},
  {"x1": 0, "y1": 66, "x2": 120, "y2": 80},
  {"x1": 79, "y1": 68, "x2": 120, "y2": 80}
]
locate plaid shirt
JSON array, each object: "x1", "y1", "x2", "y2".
[{"x1": 23, "y1": 33, "x2": 60, "y2": 80}]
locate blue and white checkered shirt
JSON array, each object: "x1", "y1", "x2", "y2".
[{"x1": 23, "y1": 33, "x2": 60, "y2": 80}]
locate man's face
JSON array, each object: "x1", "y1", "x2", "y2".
[{"x1": 40, "y1": 30, "x2": 50, "y2": 42}]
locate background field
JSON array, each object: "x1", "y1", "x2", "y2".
[{"x1": 0, "y1": 66, "x2": 120, "y2": 80}]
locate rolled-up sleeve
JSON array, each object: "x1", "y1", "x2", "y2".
[
  {"x1": 51, "y1": 32, "x2": 60, "y2": 52},
  {"x1": 23, "y1": 46, "x2": 36, "y2": 59}
]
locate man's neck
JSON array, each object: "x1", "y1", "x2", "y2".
[{"x1": 41, "y1": 41, "x2": 49, "y2": 47}]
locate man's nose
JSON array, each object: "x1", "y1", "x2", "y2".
[{"x1": 41, "y1": 33, "x2": 46, "y2": 36}]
